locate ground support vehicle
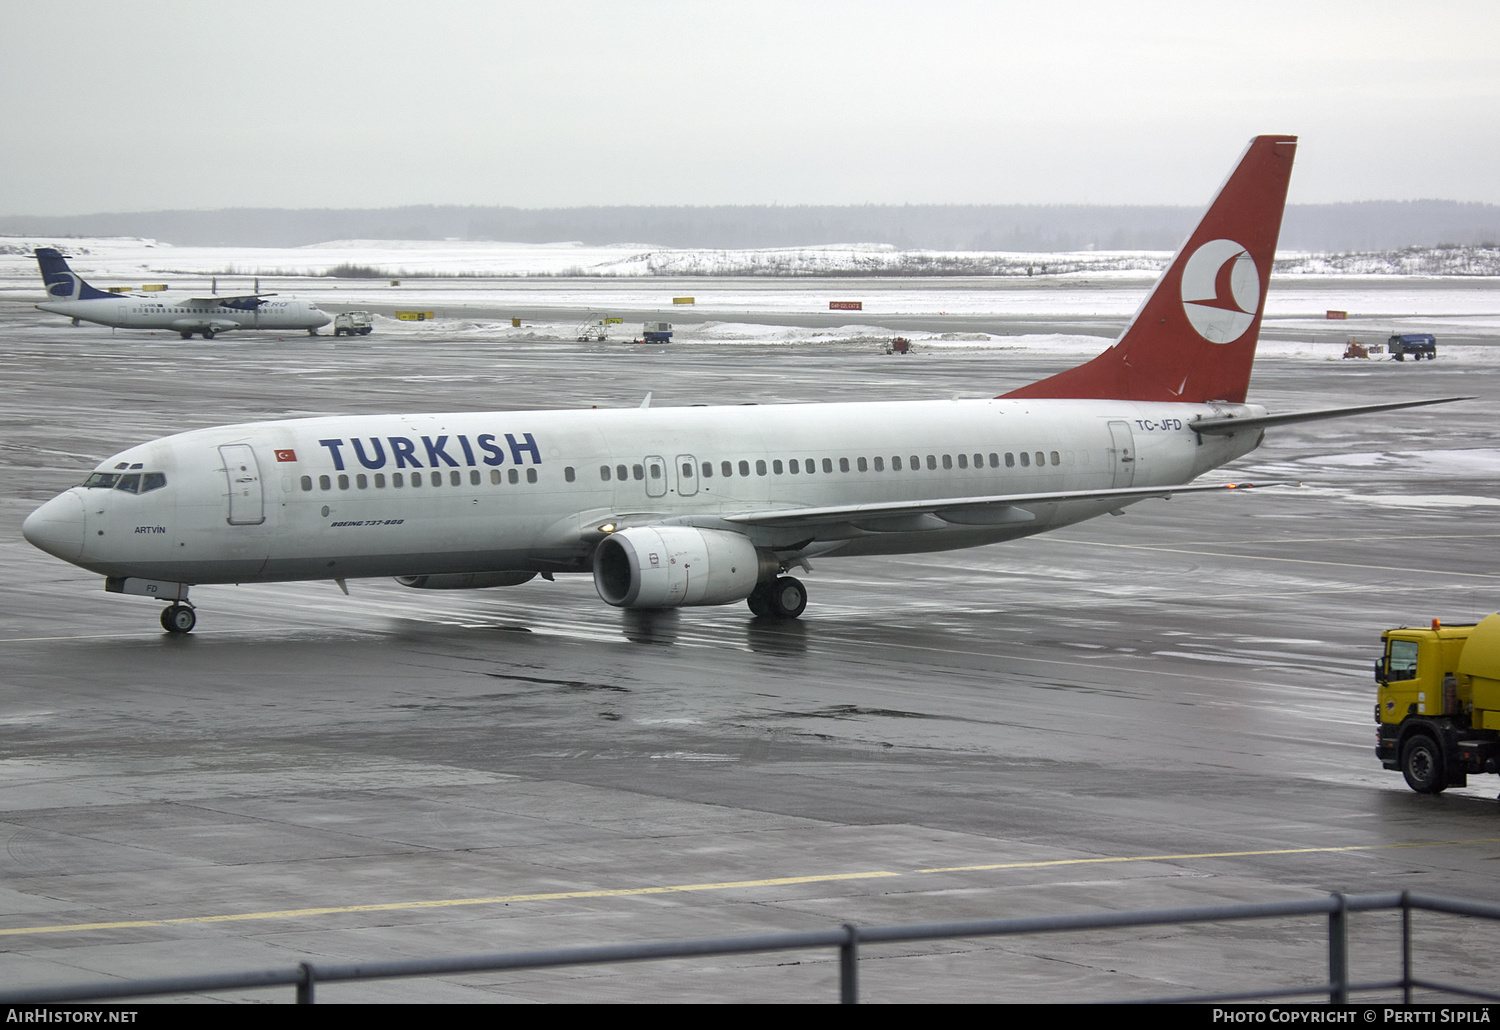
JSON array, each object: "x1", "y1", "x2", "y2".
[
  {"x1": 333, "y1": 311, "x2": 373, "y2": 336},
  {"x1": 1375, "y1": 614, "x2": 1500, "y2": 795},
  {"x1": 1388, "y1": 334, "x2": 1437, "y2": 361}
]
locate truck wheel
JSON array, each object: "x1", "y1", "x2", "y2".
[{"x1": 1401, "y1": 735, "x2": 1447, "y2": 794}]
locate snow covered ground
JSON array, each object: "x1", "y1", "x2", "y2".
[{"x1": 3, "y1": 236, "x2": 1497, "y2": 355}]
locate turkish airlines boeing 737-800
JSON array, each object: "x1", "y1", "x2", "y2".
[{"x1": 21, "y1": 136, "x2": 1461, "y2": 634}]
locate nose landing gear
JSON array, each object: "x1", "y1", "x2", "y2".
[{"x1": 161, "y1": 603, "x2": 197, "y2": 634}]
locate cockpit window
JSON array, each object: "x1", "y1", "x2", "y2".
[
  {"x1": 141, "y1": 472, "x2": 167, "y2": 493},
  {"x1": 84, "y1": 472, "x2": 119, "y2": 488},
  {"x1": 115, "y1": 474, "x2": 141, "y2": 493}
]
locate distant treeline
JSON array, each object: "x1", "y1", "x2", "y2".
[{"x1": 4, "y1": 200, "x2": 1498, "y2": 253}]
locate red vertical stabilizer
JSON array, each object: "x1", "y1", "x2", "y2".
[{"x1": 1003, "y1": 135, "x2": 1297, "y2": 403}]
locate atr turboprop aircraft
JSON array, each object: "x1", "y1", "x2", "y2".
[
  {"x1": 22, "y1": 135, "x2": 1462, "y2": 634},
  {"x1": 33, "y1": 248, "x2": 330, "y2": 339}
]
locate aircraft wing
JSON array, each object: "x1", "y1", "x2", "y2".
[
  {"x1": 720, "y1": 481, "x2": 1277, "y2": 529},
  {"x1": 1191, "y1": 397, "x2": 1469, "y2": 435},
  {"x1": 185, "y1": 294, "x2": 277, "y2": 303}
]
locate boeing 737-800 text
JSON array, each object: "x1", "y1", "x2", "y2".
[
  {"x1": 21, "y1": 136, "x2": 1460, "y2": 633},
  {"x1": 33, "y1": 248, "x2": 330, "y2": 338}
]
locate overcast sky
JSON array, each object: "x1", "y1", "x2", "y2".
[{"x1": 4, "y1": 1, "x2": 1496, "y2": 215}]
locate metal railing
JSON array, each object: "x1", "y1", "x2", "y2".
[{"x1": 5, "y1": 891, "x2": 1500, "y2": 1004}]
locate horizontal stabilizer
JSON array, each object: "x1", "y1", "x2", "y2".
[
  {"x1": 722, "y1": 481, "x2": 1283, "y2": 529},
  {"x1": 1191, "y1": 397, "x2": 1470, "y2": 435}
]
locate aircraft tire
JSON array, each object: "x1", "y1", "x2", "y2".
[
  {"x1": 179, "y1": 331, "x2": 193, "y2": 340},
  {"x1": 202, "y1": 329, "x2": 215, "y2": 340},
  {"x1": 1401, "y1": 734, "x2": 1447, "y2": 794},
  {"x1": 747, "y1": 582, "x2": 773, "y2": 618},
  {"x1": 160, "y1": 604, "x2": 197, "y2": 635},
  {"x1": 768, "y1": 576, "x2": 807, "y2": 620}
]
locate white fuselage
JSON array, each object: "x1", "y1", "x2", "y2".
[
  {"x1": 36, "y1": 294, "x2": 330, "y2": 334},
  {"x1": 24, "y1": 398, "x2": 1264, "y2": 586}
]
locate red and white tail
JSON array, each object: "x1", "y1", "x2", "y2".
[{"x1": 1004, "y1": 134, "x2": 1297, "y2": 404}]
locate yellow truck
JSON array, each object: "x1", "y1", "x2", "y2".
[{"x1": 1375, "y1": 614, "x2": 1500, "y2": 793}]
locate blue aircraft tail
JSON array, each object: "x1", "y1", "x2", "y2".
[{"x1": 35, "y1": 248, "x2": 114, "y2": 301}]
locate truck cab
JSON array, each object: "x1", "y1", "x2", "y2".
[{"x1": 1376, "y1": 615, "x2": 1500, "y2": 793}]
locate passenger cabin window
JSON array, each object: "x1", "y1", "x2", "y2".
[
  {"x1": 564, "y1": 467, "x2": 575, "y2": 483},
  {"x1": 509, "y1": 469, "x2": 520, "y2": 484},
  {"x1": 300, "y1": 475, "x2": 313, "y2": 491},
  {"x1": 490, "y1": 470, "x2": 501, "y2": 485},
  {"x1": 527, "y1": 468, "x2": 537, "y2": 484},
  {"x1": 739, "y1": 460, "x2": 750, "y2": 477},
  {"x1": 600, "y1": 465, "x2": 612, "y2": 481},
  {"x1": 757, "y1": 460, "x2": 767, "y2": 476}
]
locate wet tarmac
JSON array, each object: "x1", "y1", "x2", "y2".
[{"x1": 2, "y1": 291, "x2": 1499, "y2": 1002}]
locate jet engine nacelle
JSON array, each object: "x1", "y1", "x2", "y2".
[
  {"x1": 593, "y1": 527, "x2": 769, "y2": 608},
  {"x1": 396, "y1": 572, "x2": 537, "y2": 589}
]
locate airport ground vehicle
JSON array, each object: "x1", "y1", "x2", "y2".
[
  {"x1": 1388, "y1": 334, "x2": 1437, "y2": 361},
  {"x1": 333, "y1": 311, "x2": 374, "y2": 336},
  {"x1": 641, "y1": 321, "x2": 673, "y2": 343},
  {"x1": 1375, "y1": 614, "x2": 1500, "y2": 793}
]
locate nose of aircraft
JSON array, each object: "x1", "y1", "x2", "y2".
[{"x1": 22, "y1": 491, "x2": 85, "y2": 562}]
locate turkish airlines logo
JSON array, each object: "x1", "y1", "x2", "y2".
[{"x1": 1180, "y1": 239, "x2": 1259, "y2": 343}]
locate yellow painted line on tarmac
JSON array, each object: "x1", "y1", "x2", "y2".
[
  {"x1": 918, "y1": 837, "x2": 1500, "y2": 873},
  {"x1": 0, "y1": 871, "x2": 900, "y2": 937},
  {"x1": 6, "y1": 838, "x2": 1499, "y2": 939}
]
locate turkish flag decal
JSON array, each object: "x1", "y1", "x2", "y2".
[{"x1": 275, "y1": 449, "x2": 297, "y2": 462}]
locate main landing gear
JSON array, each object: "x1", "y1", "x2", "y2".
[
  {"x1": 160, "y1": 603, "x2": 197, "y2": 634},
  {"x1": 747, "y1": 576, "x2": 808, "y2": 620}
]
